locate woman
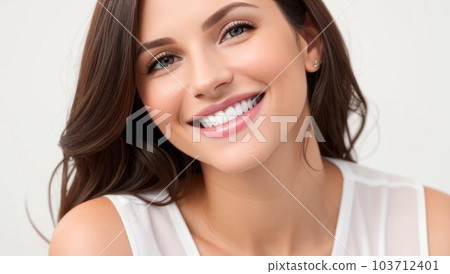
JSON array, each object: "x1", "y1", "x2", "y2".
[{"x1": 47, "y1": 0, "x2": 449, "y2": 255}]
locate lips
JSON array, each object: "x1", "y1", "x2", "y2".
[{"x1": 187, "y1": 91, "x2": 266, "y2": 127}]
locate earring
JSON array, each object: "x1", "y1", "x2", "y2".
[{"x1": 313, "y1": 59, "x2": 321, "y2": 69}]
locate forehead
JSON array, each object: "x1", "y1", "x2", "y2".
[{"x1": 138, "y1": 0, "x2": 269, "y2": 40}]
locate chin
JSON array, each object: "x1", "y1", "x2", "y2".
[{"x1": 199, "y1": 139, "x2": 278, "y2": 174}]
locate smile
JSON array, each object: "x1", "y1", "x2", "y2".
[
  {"x1": 188, "y1": 91, "x2": 266, "y2": 138},
  {"x1": 194, "y1": 93, "x2": 265, "y2": 128}
]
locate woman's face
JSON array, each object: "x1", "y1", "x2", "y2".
[{"x1": 135, "y1": 0, "x2": 320, "y2": 173}]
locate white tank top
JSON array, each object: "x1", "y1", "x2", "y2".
[{"x1": 103, "y1": 157, "x2": 429, "y2": 256}]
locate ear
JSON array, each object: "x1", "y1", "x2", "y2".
[{"x1": 297, "y1": 13, "x2": 323, "y2": 73}]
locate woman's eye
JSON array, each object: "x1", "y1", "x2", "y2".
[
  {"x1": 221, "y1": 22, "x2": 255, "y2": 42},
  {"x1": 146, "y1": 54, "x2": 178, "y2": 74}
]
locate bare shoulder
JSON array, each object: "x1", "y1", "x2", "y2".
[
  {"x1": 48, "y1": 196, "x2": 132, "y2": 256},
  {"x1": 424, "y1": 187, "x2": 450, "y2": 255}
]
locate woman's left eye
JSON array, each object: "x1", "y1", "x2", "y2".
[{"x1": 220, "y1": 21, "x2": 256, "y2": 43}]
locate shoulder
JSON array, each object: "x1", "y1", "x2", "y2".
[
  {"x1": 48, "y1": 196, "x2": 133, "y2": 256},
  {"x1": 333, "y1": 158, "x2": 450, "y2": 255},
  {"x1": 341, "y1": 159, "x2": 415, "y2": 185},
  {"x1": 424, "y1": 186, "x2": 450, "y2": 255}
]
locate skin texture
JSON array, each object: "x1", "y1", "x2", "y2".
[{"x1": 48, "y1": 0, "x2": 450, "y2": 255}]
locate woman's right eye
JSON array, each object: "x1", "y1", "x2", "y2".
[{"x1": 146, "y1": 53, "x2": 179, "y2": 75}]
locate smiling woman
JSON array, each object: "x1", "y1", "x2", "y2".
[{"x1": 44, "y1": 0, "x2": 449, "y2": 256}]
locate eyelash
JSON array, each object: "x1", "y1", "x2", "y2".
[{"x1": 145, "y1": 20, "x2": 256, "y2": 75}]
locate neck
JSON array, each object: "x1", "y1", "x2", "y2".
[{"x1": 182, "y1": 112, "x2": 343, "y2": 255}]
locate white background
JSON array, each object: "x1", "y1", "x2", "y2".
[{"x1": 0, "y1": 0, "x2": 449, "y2": 255}]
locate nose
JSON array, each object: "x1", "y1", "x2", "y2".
[{"x1": 187, "y1": 46, "x2": 233, "y2": 99}]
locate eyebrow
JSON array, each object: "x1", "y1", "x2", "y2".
[{"x1": 137, "y1": 2, "x2": 258, "y2": 58}]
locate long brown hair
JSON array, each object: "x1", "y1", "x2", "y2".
[{"x1": 35, "y1": 0, "x2": 367, "y2": 242}]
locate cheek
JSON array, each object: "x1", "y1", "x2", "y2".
[
  {"x1": 136, "y1": 80, "x2": 186, "y2": 139},
  {"x1": 231, "y1": 28, "x2": 308, "y2": 117},
  {"x1": 138, "y1": 81, "x2": 201, "y2": 159},
  {"x1": 139, "y1": 80, "x2": 182, "y2": 116},
  {"x1": 230, "y1": 33, "x2": 294, "y2": 82}
]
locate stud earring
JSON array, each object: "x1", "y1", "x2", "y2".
[{"x1": 313, "y1": 59, "x2": 321, "y2": 69}]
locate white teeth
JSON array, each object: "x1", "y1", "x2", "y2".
[
  {"x1": 214, "y1": 110, "x2": 227, "y2": 127},
  {"x1": 205, "y1": 115, "x2": 215, "y2": 128},
  {"x1": 225, "y1": 105, "x2": 237, "y2": 121},
  {"x1": 200, "y1": 121, "x2": 209, "y2": 128},
  {"x1": 234, "y1": 102, "x2": 243, "y2": 116},
  {"x1": 196, "y1": 94, "x2": 263, "y2": 128},
  {"x1": 241, "y1": 100, "x2": 249, "y2": 112},
  {"x1": 247, "y1": 98, "x2": 254, "y2": 109}
]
